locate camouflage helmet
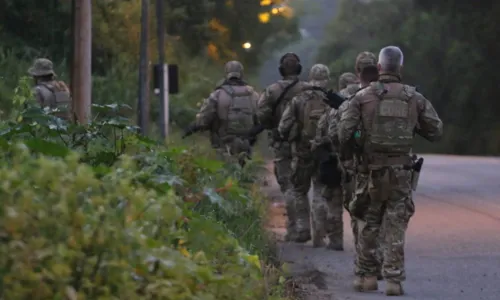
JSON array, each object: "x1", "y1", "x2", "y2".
[
  {"x1": 224, "y1": 60, "x2": 244, "y2": 80},
  {"x1": 355, "y1": 51, "x2": 377, "y2": 73},
  {"x1": 338, "y1": 72, "x2": 358, "y2": 90},
  {"x1": 308, "y1": 64, "x2": 330, "y2": 88},
  {"x1": 28, "y1": 58, "x2": 56, "y2": 77}
]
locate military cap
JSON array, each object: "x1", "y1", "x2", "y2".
[
  {"x1": 338, "y1": 72, "x2": 358, "y2": 90},
  {"x1": 308, "y1": 64, "x2": 330, "y2": 87},
  {"x1": 355, "y1": 51, "x2": 377, "y2": 72},
  {"x1": 224, "y1": 60, "x2": 244, "y2": 80},
  {"x1": 28, "y1": 58, "x2": 56, "y2": 77}
]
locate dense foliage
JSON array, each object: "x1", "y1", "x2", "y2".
[
  {"x1": 0, "y1": 81, "x2": 286, "y2": 298},
  {"x1": 317, "y1": 0, "x2": 500, "y2": 155}
]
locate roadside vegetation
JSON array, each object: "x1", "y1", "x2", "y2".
[{"x1": 0, "y1": 0, "x2": 301, "y2": 298}]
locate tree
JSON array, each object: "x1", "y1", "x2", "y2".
[{"x1": 317, "y1": 0, "x2": 500, "y2": 155}]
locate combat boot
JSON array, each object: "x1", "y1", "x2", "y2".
[
  {"x1": 293, "y1": 230, "x2": 311, "y2": 243},
  {"x1": 312, "y1": 233, "x2": 325, "y2": 248},
  {"x1": 386, "y1": 281, "x2": 404, "y2": 296},
  {"x1": 326, "y1": 242, "x2": 344, "y2": 251},
  {"x1": 375, "y1": 267, "x2": 383, "y2": 280},
  {"x1": 326, "y1": 235, "x2": 344, "y2": 251},
  {"x1": 353, "y1": 276, "x2": 378, "y2": 292},
  {"x1": 284, "y1": 229, "x2": 297, "y2": 242}
]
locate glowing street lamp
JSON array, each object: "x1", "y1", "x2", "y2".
[
  {"x1": 271, "y1": 8, "x2": 279, "y2": 14},
  {"x1": 258, "y1": 12, "x2": 270, "y2": 23},
  {"x1": 242, "y1": 42, "x2": 252, "y2": 49}
]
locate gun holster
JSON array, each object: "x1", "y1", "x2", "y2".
[{"x1": 318, "y1": 154, "x2": 342, "y2": 188}]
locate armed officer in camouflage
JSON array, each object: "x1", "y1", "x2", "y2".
[
  {"x1": 28, "y1": 58, "x2": 72, "y2": 120},
  {"x1": 278, "y1": 64, "x2": 334, "y2": 244},
  {"x1": 328, "y1": 52, "x2": 386, "y2": 278},
  {"x1": 338, "y1": 72, "x2": 358, "y2": 93},
  {"x1": 182, "y1": 61, "x2": 259, "y2": 166},
  {"x1": 308, "y1": 72, "x2": 359, "y2": 251},
  {"x1": 338, "y1": 46, "x2": 443, "y2": 296},
  {"x1": 252, "y1": 53, "x2": 311, "y2": 242}
]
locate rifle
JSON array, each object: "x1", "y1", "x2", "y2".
[
  {"x1": 181, "y1": 123, "x2": 201, "y2": 139},
  {"x1": 411, "y1": 154, "x2": 424, "y2": 191},
  {"x1": 309, "y1": 86, "x2": 347, "y2": 109},
  {"x1": 247, "y1": 78, "x2": 300, "y2": 138}
]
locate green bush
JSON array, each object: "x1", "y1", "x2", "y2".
[
  {"x1": 0, "y1": 149, "x2": 271, "y2": 299},
  {"x1": 0, "y1": 77, "x2": 285, "y2": 298}
]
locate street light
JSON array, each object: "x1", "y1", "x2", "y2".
[
  {"x1": 271, "y1": 8, "x2": 279, "y2": 14},
  {"x1": 242, "y1": 42, "x2": 252, "y2": 49}
]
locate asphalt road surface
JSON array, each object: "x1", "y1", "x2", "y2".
[{"x1": 273, "y1": 154, "x2": 500, "y2": 300}]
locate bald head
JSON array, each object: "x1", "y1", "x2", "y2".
[{"x1": 378, "y1": 46, "x2": 404, "y2": 73}]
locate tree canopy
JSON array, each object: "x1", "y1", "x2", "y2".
[
  {"x1": 317, "y1": 0, "x2": 500, "y2": 155},
  {"x1": 0, "y1": 0, "x2": 298, "y2": 70},
  {"x1": 0, "y1": 0, "x2": 299, "y2": 124}
]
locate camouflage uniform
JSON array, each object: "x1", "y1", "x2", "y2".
[
  {"x1": 278, "y1": 64, "x2": 332, "y2": 243},
  {"x1": 328, "y1": 52, "x2": 388, "y2": 278},
  {"x1": 307, "y1": 72, "x2": 358, "y2": 250},
  {"x1": 339, "y1": 72, "x2": 443, "y2": 294},
  {"x1": 194, "y1": 61, "x2": 259, "y2": 165},
  {"x1": 257, "y1": 53, "x2": 310, "y2": 241},
  {"x1": 28, "y1": 58, "x2": 71, "y2": 120},
  {"x1": 338, "y1": 72, "x2": 358, "y2": 91}
]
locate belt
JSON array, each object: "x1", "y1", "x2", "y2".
[{"x1": 368, "y1": 154, "x2": 412, "y2": 167}]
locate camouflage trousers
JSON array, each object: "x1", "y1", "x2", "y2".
[
  {"x1": 289, "y1": 155, "x2": 313, "y2": 235},
  {"x1": 346, "y1": 172, "x2": 384, "y2": 276},
  {"x1": 354, "y1": 167, "x2": 415, "y2": 283},
  {"x1": 215, "y1": 138, "x2": 252, "y2": 167},
  {"x1": 272, "y1": 143, "x2": 295, "y2": 235},
  {"x1": 312, "y1": 177, "x2": 343, "y2": 246}
]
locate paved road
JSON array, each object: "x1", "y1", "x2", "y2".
[{"x1": 275, "y1": 155, "x2": 500, "y2": 299}]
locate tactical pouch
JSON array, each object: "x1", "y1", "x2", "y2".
[{"x1": 318, "y1": 155, "x2": 342, "y2": 187}]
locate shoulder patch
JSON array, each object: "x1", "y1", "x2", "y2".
[{"x1": 403, "y1": 84, "x2": 417, "y2": 99}]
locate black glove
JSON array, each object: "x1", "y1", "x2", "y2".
[{"x1": 324, "y1": 89, "x2": 347, "y2": 109}]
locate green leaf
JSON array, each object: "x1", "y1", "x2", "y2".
[{"x1": 24, "y1": 138, "x2": 70, "y2": 157}]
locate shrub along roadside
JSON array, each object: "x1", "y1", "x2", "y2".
[{"x1": 0, "y1": 85, "x2": 287, "y2": 298}]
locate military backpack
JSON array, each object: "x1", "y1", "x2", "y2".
[{"x1": 219, "y1": 85, "x2": 255, "y2": 137}]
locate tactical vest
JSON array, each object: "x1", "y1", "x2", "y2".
[
  {"x1": 301, "y1": 90, "x2": 329, "y2": 141},
  {"x1": 367, "y1": 82, "x2": 416, "y2": 154},
  {"x1": 37, "y1": 82, "x2": 71, "y2": 120},
  {"x1": 218, "y1": 85, "x2": 255, "y2": 137},
  {"x1": 274, "y1": 80, "x2": 307, "y2": 125}
]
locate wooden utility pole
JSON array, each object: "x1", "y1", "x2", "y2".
[
  {"x1": 72, "y1": 0, "x2": 92, "y2": 124},
  {"x1": 137, "y1": 0, "x2": 150, "y2": 135}
]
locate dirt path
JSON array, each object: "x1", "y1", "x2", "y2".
[{"x1": 263, "y1": 162, "x2": 340, "y2": 300}]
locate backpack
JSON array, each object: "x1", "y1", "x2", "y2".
[
  {"x1": 38, "y1": 82, "x2": 71, "y2": 119},
  {"x1": 219, "y1": 85, "x2": 255, "y2": 136},
  {"x1": 301, "y1": 90, "x2": 329, "y2": 141},
  {"x1": 368, "y1": 83, "x2": 416, "y2": 154}
]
